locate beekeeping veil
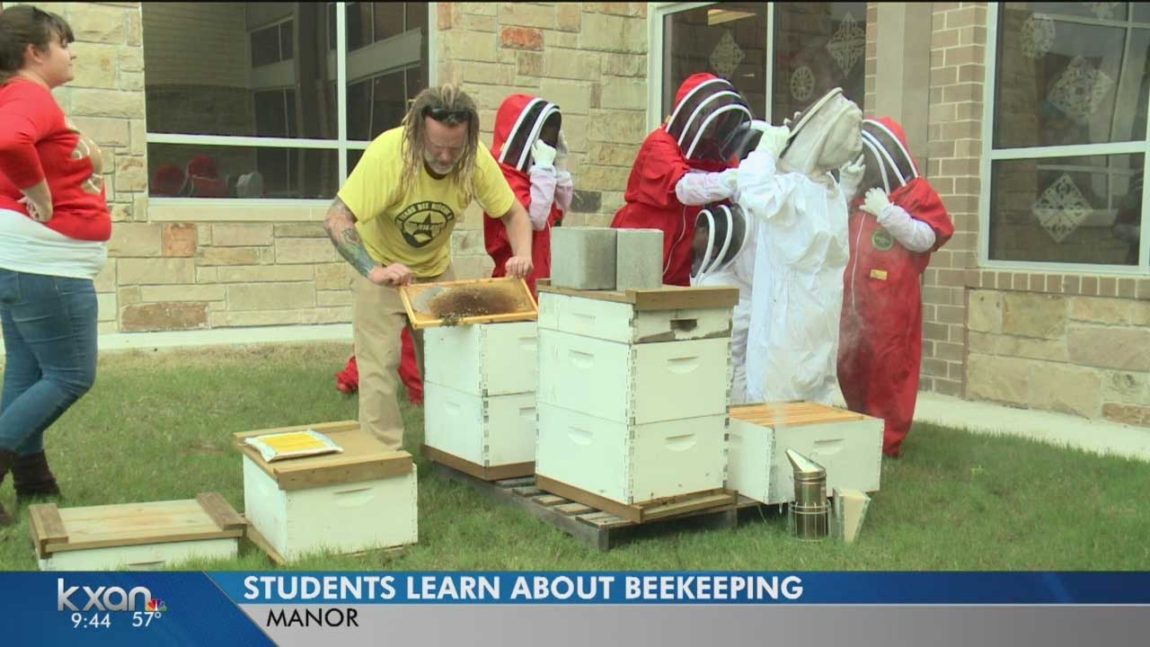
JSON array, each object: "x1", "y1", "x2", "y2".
[
  {"x1": 493, "y1": 95, "x2": 562, "y2": 174},
  {"x1": 779, "y1": 87, "x2": 863, "y2": 176},
  {"x1": 665, "y1": 73, "x2": 754, "y2": 164},
  {"x1": 859, "y1": 117, "x2": 918, "y2": 194},
  {"x1": 690, "y1": 202, "x2": 750, "y2": 282}
]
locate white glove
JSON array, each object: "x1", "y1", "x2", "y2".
[
  {"x1": 555, "y1": 132, "x2": 569, "y2": 170},
  {"x1": 755, "y1": 124, "x2": 791, "y2": 158},
  {"x1": 531, "y1": 139, "x2": 557, "y2": 168},
  {"x1": 860, "y1": 187, "x2": 891, "y2": 217},
  {"x1": 839, "y1": 156, "x2": 865, "y2": 199}
]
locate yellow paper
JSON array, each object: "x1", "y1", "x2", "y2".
[
  {"x1": 869, "y1": 269, "x2": 888, "y2": 281},
  {"x1": 245, "y1": 430, "x2": 343, "y2": 462}
]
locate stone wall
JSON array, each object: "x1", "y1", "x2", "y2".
[{"x1": 435, "y1": 2, "x2": 649, "y2": 278}]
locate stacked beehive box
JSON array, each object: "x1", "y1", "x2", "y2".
[
  {"x1": 534, "y1": 284, "x2": 739, "y2": 508},
  {"x1": 423, "y1": 321, "x2": 539, "y2": 480},
  {"x1": 727, "y1": 401, "x2": 884, "y2": 505}
]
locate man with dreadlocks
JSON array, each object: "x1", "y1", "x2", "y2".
[
  {"x1": 838, "y1": 117, "x2": 952, "y2": 457},
  {"x1": 324, "y1": 84, "x2": 535, "y2": 450}
]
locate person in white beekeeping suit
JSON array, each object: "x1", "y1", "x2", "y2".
[
  {"x1": 736, "y1": 88, "x2": 865, "y2": 404},
  {"x1": 688, "y1": 122, "x2": 764, "y2": 404}
]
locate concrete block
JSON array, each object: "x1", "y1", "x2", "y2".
[
  {"x1": 551, "y1": 227, "x2": 617, "y2": 290},
  {"x1": 615, "y1": 228, "x2": 663, "y2": 290}
]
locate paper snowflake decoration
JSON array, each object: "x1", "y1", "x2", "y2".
[
  {"x1": 1032, "y1": 173, "x2": 1092, "y2": 243},
  {"x1": 1084, "y1": 2, "x2": 1120, "y2": 20},
  {"x1": 790, "y1": 65, "x2": 815, "y2": 102},
  {"x1": 826, "y1": 12, "x2": 865, "y2": 76},
  {"x1": 1020, "y1": 14, "x2": 1055, "y2": 60},
  {"x1": 709, "y1": 31, "x2": 745, "y2": 78},
  {"x1": 1046, "y1": 56, "x2": 1115, "y2": 125}
]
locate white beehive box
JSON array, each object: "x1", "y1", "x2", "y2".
[
  {"x1": 727, "y1": 402, "x2": 883, "y2": 505},
  {"x1": 30, "y1": 493, "x2": 244, "y2": 571},
  {"x1": 234, "y1": 421, "x2": 417, "y2": 562},
  {"x1": 538, "y1": 291, "x2": 732, "y2": 344},
  {"x1": 423, "y1": 381, "x2": 536, "y2": 477},
  {"x1": 424, "y1": 321, "x2": 537, "y2": 396},
  {"x1": 535, "y1": 402, "x2": 727, "y2": 505},
  {"x1": 537, "y1": 329, "x2": 730, "y2": 424}
]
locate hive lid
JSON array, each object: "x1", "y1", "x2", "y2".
[
  {"x1": 730, "y1": 401, "x2": 869, "y2": 428},
  {"x1": 537, "y1": 280, "x2": 738, "y2": 311},
  {"x1": 400, "y1": 277, "x2": 538, "y2": 329},
  {"x1": 233, "y1": 421, "x2": 413, "y2": 490},
  {"x1": 29, "y1": 492, "x2": 245, "y2": 558}
]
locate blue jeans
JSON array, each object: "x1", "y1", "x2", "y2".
[{"x1": 0, "y1": 269, "x2": 98, "y2": 454}]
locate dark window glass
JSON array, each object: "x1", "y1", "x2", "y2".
[{"x1": 147, "y1": 144, "x2": 339, "y2": 199}]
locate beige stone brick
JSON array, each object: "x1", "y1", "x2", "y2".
[
  {"x1": 516, "y1": 51, "x2": 544, "y2": 77},
  {"x1": 451, "y1": 228, "x2": 486, "y2": 255},
  {"x1": 212, "y1": 224, "x2": 274, "y2": 247},
  {"x1": 94, "y1": 260, "x2": 117, "y2": 292},
  {"x1": 71, "y1": 116, "x2": 129, "y2": 148},
  {"x1": 162, "y1": 223, "x2": 197, "y2": 257},
  {"x1": 587, "y1": 109, "x2": 646, "y2": 144},
  {"x1": 196, "y1": 267, "x2": 218, "y2": 283},
  {"x1": 457, "y1": 12, "x2": 497, "y2": 32},
  {"x1": 585, "y1": 2, "x2": 646, "y2": 17},
  {"x1": 966, "y1": 353, "x2": 1029, "y2": 406},
  {"x1": 1068, "y1": 326, "x2": 1150, "y2": 372},
  {"x1": 444, "y1": 31, "x2": 498, "y2": 63},
  {"x1": 114, "y1": 155, "x2": 147, "y2": 192},
  {"x1": 556, "y1": 3, "x2": 582, "y2": 31},
  {"x1": 599, "y1": 77, "x2": 646, "y2": 111},
  {"x1": 208, "y1": 310, "x2": 305, "y2": 328},
  {"x1": 967, "y1": 290, "x2": 1002, "y2": 333},
  {"x1": 1102, "y1": 370, "x2": 1149, "y2": 406},
  {"x1": 560, "y1": 114, "x2": 589, "y2": 152},
  {"x1": 500, "y1": 3, "x2": 555, "y2": 29},
  {"x1": 541, "y1": 48, "x2": 601, "y2": 81},
  {"x1": 314, "y1": 264, "x2": 356, "y2": 290},
  {"x1": 96, "y1": 292, "x2": 117, "y2": 322},
  {"x1": 129, "y1": 119, "x2": 146, "y2": 155},
  {"x1": 117, "y1": 45, "x2": 143, "y2": 73},
  {"x1": 451, "y1": 254, "x2": 495, "y2": 280},
  {"x1": 456, "y1": 61, "x2": 517, "y2": 86},
  {"x1": 227, "y1": 283, "x2": 316, "y2": 312},
  {"x1": 69, "y1": 3, "x2": 127, "y2": 44},
  {"x1": 276, "y1": 238, "x2": 339, "y2": 264},
  {"x1": 126, "y1": 6, "x2": 142, "y2": 46},
  {"x1": 538, "y1": 78, "x2": 593, "y2": 115},
  {"x1": 460, "y1": 2, "x2": 498, "y2": 16},
  {"x1": 317, "y1": 290, "x2": 354, "y2": 307},
  {"x1": 1069, "y1": 296, "x2": 1132, "y2": 325},
  {"x1": 1102, "y1": 403, "x2": 1150, "y2": 427},
  {"x1": 199, "y1": 247, "x2": 274, "y2": 266},
  {"x1": 438, "y1": 2, "x2": 454, "y2": 30},
  {"x1": 576, "y1": 165, "x2": 630, "y2": 193},
  {"x1": 274, "y1": 223, "x2": 328, "y2": 238},
  {"x1": 117, "y1": 258, "x2": 195, "y2": 285},
  {"x1": 72, "y1": 42, "x2": 118, "y2": 89},
  {"x1": 107, "y1": 223, "x2": 162, "y2": 257},
  {"x1": 1134, "y1": 300, "x2": 1150, "y2": 326},
  {"x1": 117, "y1": 285, "x2": 141, "y2": 306},
  {"x1": 141, "y1": 285, "x2": 226, "y2": 303},
  {"x1": 312, "y1": 307, "x2": 354, "y2": 324},
  {"x1": 580, "y1": 13, "x2": 644, "y2": 54},
  {"x1": 1028, "y1": 363, "x2": 1101, "y2": 418},
  {"x1": 588, "y1": 142, "x2": 640, "y2": 167},
  {"x1": 70, "y1": 89, "x2": 143, "y2": 119},
  {"x1": 121, "y1": 303, "x2": 208, "y2": 332},
  {"x1": 1002, "y1": 292, "x2": 1065, "y2": 339},
  {"x1": 119, "y1": 71, "x2": 144, "y2": 92},
  {"x1": 215, "y1": 265, "x2": 315, "y2": 283}
]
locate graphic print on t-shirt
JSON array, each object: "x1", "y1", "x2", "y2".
[
  {"x1": 395, "y1": 201, "x2": 455, "y2": 248},
  {"x1": 65, "y1": 118, "x2": 104, "y2": 195}
]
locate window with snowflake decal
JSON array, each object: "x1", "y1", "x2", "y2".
[{"x1": 987, "y1": 3, "x2": 1146, "y2": 268}]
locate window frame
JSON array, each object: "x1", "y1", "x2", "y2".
[
  {"x1": 980, "y1": 2, "x2": 1150, "y2": 275},
  {"x1": 144, "y1": 2, "x2": 438, "y2": 213}
]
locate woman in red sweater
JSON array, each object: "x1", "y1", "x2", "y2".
[{"x1": 0, "y1": 7, "x2": 110, "y2": 524}]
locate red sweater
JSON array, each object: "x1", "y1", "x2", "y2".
[{"x1": 0, "y1": 77, "x2": 110, "y2": 241}]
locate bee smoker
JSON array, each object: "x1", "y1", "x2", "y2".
[{"x1": 786, "y1": 449, "x2": 829, "y2": 541}]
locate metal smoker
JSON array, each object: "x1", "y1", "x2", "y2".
[{"x1": 786, "y1": 449, "x2": 829, "y2": 541}]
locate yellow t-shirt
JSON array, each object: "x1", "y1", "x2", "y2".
[{"x1": 338, "y1": 126, "x2": 516, "y2": 277}]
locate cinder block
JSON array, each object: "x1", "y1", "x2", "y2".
[
  {"x1": 615, "y1": 228, "x2": 663, "y2": 290},
  {"x1": 551, "y1": 227, "x2": 617, "y2": 290}
]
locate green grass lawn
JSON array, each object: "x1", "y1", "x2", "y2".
[{"x1": 1, "y1": 342, "x2": 1147, "y2": 571}]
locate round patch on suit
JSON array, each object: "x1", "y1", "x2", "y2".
[{"x1": 871, "y1": 228, "x2": 894, "y2": 251}]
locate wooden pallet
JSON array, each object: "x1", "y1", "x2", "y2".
[{"x1": 432, "y1": 463, "x2": 738, "y2": 551}]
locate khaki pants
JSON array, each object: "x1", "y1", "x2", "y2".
[{"x1": 353, "y1": 265, "x2": 455, "y2": 450}]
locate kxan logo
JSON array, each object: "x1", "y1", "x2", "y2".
[{"x1": 57, "y1": 579, "x2": 168, "y2": 613}]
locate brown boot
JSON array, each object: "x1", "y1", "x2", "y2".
[
  {"x1": 13, "y1": 451, "x2": 61, "y2": 504},
  {"x1": 0, "y1": 450, "x2": 15, "y2": 526}
]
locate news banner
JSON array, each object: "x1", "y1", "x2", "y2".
[{"x1": 2, "y1": 571, "x2": 1149, "y2": 646}]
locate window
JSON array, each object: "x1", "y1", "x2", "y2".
[
  {"x1": 656, "y1": 3, "x2": 866, "y2": 126},
  {"x1": 985, "y1": 2, "x2": 1149, "y2": 270},
  {"x1": 142, "y1": 2, "x2": 429, "y2": 201}
]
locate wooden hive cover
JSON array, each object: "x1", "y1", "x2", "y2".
[
  {"x1": 537, "y1": 280, "x2": 738, "y2": 312},
  {"x1": 28, "y1": 492, "x2": 245, "y2": 559},
  {"x1": 233, "y1": 420, "x2": 413, "y2": 491},
  {"x1": 729, "y1": 401, "x2": 869, "y2": 428},
  {"x1": 400, "y1": 277, "x2": 538, "y2": 329}
]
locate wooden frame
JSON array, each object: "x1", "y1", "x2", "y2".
[
  {"x1": 422, "y1": 444, "x2": 534, "y2": 481},
  {"x1": 535, "y1": 474, "x2": 735, "y2": 524},
  {"x1": 400, "y1": 277, "x2": 538, "y2": 329},
  {"x1": 537, "y1": 280, "x2": 738, "y2": 312}
]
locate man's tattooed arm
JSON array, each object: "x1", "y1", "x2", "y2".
[{"x1": 323, "y1": 197, "x2": 377, "y2": 278}]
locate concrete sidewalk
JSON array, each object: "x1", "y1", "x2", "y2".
[{"x1": 912, "y1": 391, "x2": 1150, "y2": 463}]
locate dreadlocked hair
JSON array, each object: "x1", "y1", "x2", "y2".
[{"x1": 401, "y1": 84, "x2": 480, "y2": 201}]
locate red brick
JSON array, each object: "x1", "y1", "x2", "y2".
[
  {"x1": 121, "y1": 303, "x2": 207, "y2": 333},
  {"x1": 500, "y1": 26, "x2": 543, "y2": 51}
]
